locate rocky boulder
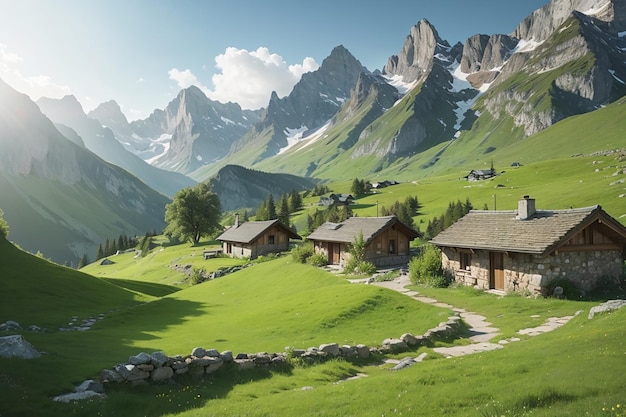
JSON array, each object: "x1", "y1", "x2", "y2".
[{"x1": 0, "y1": 335, "x2": 40, "y2": 359}]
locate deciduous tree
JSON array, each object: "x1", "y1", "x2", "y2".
[{"x1": 164, "y1": 183, "x2": 222, "y2": 245}]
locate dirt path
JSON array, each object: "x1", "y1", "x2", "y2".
[{"x1": 369, "y1": 273, "x2": 579, "y2": 358}]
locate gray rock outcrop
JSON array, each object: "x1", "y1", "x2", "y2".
[
  {"x1": 0, "y1": 335, "x2": 40, "y2": 359},
  {"x1": 588, "y1": 299, "x2": 626, "y2": 319}
]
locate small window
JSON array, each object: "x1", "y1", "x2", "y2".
[
  {"x1": 268, "y1": 235, "x2": 275, "y2": 245},
  {"x1": 460, "y1": 252, "x2": 471, "y2": 270},
  {"x1": 389, "y1": 239, "x2": 396, "y2": 254}
]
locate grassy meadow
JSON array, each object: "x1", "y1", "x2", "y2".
[{"x1": 1, "y1": 229, "x2": 625, "y2": 416}]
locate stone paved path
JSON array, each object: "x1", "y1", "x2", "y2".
[{"x1": 368, "y1": 272, "x2": 580, "y2": 358}]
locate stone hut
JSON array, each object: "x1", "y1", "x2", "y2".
[{"x1": 430, "y1": 196, "x2": 626, "y2": 296}]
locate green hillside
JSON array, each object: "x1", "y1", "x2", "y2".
[
  {"x1": 1, "y1": 234, "x2": 623, "y2": 416},
  {"x1": 0, "y1": 237, "x2": 159, "y2": 328}
]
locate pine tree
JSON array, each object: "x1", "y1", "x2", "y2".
[
  {"x1": 77, "y1": 253, "x2": 89, "y2": 269},
  {"x1": 256, "y1": 200, "x2": 268, "y2": 221},
  {"x1": 267, "y1": 194, "x2": 277, "y2": 220},
  {"x1": 96, "y1": 243, "x2": 104, "y2": 260},
  {"x1": 288, "y1": 189, "x2": 302, "y2": 213},
  {"x1": 278, "y1": 194, "x2": 290, "y2": 225}
]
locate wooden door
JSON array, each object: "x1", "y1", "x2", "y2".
[
  {"x1": 328, "y1": 243, "x2": 341, "y2": 265},
  {"x1": 490, "y1": 252, "x2": 504, "y2": 290}
]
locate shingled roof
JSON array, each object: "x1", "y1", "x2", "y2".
[
  {"x1": 217, "y1": 219, "x2": 301, "y2": 244},
  {"x1": 430, "y1": 205, "x2": 626, "y2": 255},
  {"x1": 307, "y1": 216, "x2": 420, "y2": 244}
]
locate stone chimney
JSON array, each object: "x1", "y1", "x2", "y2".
[
  {"x1": 234, "y1": 213, "x2": 240, "y2": 228},
  {"x1": 517, "y1": 195, "x2": 536, "y2": 220}
]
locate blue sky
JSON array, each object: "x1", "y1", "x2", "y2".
[{"x1": 0, "y1": 0, "x2": 550, "y2": 120}]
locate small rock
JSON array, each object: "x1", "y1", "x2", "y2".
[
  {"x1": 191, "y1": 347, "x2": 206, "y2": 357},
  {"x1": 53, "y1": 391, "x2": 106, "y2": 403},
  {"x1": 76, "y1": 379, "x2": 105, "y2": 394},
  {"x1": 150, "y1": 351, "x2": 170, "y2": 368},
  {"x1": 129, "y1": 352, "x2": 152, "y2": 365},
  {"x1": 151, "y1": 366, "x2": 174, "y2": 382},
  {"x1": 319, "y1": 343, "x2": 340, "y2": 356}
]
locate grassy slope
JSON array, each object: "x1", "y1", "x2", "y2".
[
  {"x1": 80, "y1": 240, "x2": 238, "y2": 287},
  {"x1": 0, "y1": 251, "x2": 449, "y2": 417},
  {"x1": 0, "y1": 237, "x2": 155, "y2": 328}
]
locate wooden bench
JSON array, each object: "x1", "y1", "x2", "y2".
[{"x1": 203, "y1": 249, "x2": 223, "y2": 260}]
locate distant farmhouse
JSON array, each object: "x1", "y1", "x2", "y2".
[
  {"x1": 318, "y1": 193, "x2": 354, "y2": 207},
  {"x1": 217, "y1": 215, "x2": 301, "y2": 260},
  {"x1": 371, "y1": 180, "x2": 399, "y2": 189},
  {"x1": 464, "y1": 168, "x2": 497, "y2": 181},
  {"x1": 430, "y1": 196, "x2": 626, "y2": 296},
  {"x1": 307, "y1": 216, "x2": 420, "y2": 268}
]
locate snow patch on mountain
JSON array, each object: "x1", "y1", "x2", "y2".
[
  {"x1": 451, "y1": 64, "x2": 482, "y2": 131},
  {"x1": 382, "y1": 74, "x2": 417, "y2": 95},
  {"x1": 582, "y1": 1, "x2": 611, "y2": 17},
  {"x1": 513, "y1": 39, "x2": 544, "y2": 54},
  {"x1": 278, "y1": 121, "x2": 331, "y2": 155},
  {"x1": 146, "y1": 134, "x2": 172, "y2": 164}
]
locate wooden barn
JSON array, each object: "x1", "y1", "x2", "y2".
[
  {"x1": 217, "y1": 216, "x2": 301, "y2": 260},
  {"x1": 307, "y1": 216, "x2": 420, "y2": 268}
]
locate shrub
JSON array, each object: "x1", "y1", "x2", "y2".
[
  {"x1": 356, "y1": 261, "x2": 377, "y2": 275},
  {"x1": 308, "y1": 253, "x2": 328, "y2": 267},
  {"x1": 291, "y1": 243, "x2": 315, "y2": 263},
  {"x1": 409, "y1": 245, "x2": 451, "y2": 287},
  {"x1": 544, "y1": 278, "x2": 582, "y2": 299},
  {"x1": 190, "y1": 268, "x2": 206, "y2": 285}
]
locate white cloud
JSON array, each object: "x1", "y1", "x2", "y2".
[
  {"x1": 168, "y1": 47, "x2": 319, "y2": 110},
  {"x1": 0, "y1": 43, "x2": 71, "y2": 99},
  {"x1": 168, "y1": 68, "x2": 200, "y2": 89}
]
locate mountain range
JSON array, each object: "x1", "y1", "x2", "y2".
[
  {"x1": 0, "y1": 79, "x2": 170, "y2": 264},
  {"x1": 1, "y1": 0, "x2": 625, "y2": 264}
]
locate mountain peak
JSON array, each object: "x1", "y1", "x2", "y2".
[
  {"x1": 384, "y1": 18, "x2": 448, "y2": 83},
  {"x1": 37, "y1": 94, "x2": 85, "y2": 117}
]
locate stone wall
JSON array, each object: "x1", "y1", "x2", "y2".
[
  {"x1": 96, "y1": 315, "x2": 463, "y2": 388},
  {"x1": 442, "y1": 248, "x2": 623, "y2": 295}
]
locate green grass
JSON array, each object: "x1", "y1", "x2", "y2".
[
  {"x1": 2, "y1": 236, "x2": 625, "y2": 417},
  {"x1": 48, "y1": 299, "x2": 626, "y2": 417},
  {"x1": 0, "y1": 246, "x2": 449, "y2": 417},
  {"x1": 0, "y1": 237, "x2": 152, "y2": 328},
  {"x1": 81, "y1": 241, "x2": 246, "y2": 286}
]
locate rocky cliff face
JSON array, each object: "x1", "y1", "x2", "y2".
[
  {"x1": 228, "y1": 45, "x2": 368, "y2": 161},
  {"x1": 0, "y1": 79, "x2": 169, "y2": 265},
  {"x1": 384, "y1": 19, "x2": 453, "y2": 83},
  {"x1": 36, "y1": 96, "x2": 195, "y2": 197},
  {"x1": 127, "y1": 86, "x2": 260, "y2": 175},
  {"x1": 479, "y1": 6, "x2": 626, "y2": 137}
]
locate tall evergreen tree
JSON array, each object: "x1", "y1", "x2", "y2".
[
  {"x1": 278, "y1": 194, "x2": 290, "y2": 225},
  {"x1": 267, "y1": 194, "x2": 277, "y2": 220},
  {"x1": 288, "y1": 189, "x2": 302, "y2": 213},
  {"x1": 96, "y1": 243, "x2": 104, "y2": 260},
  {"x1": 256, "y1": 200, "x2": 268, "y2": 221},
  {"x1": 77, "y1": 253, "x2": 89, "y2": 269}
]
